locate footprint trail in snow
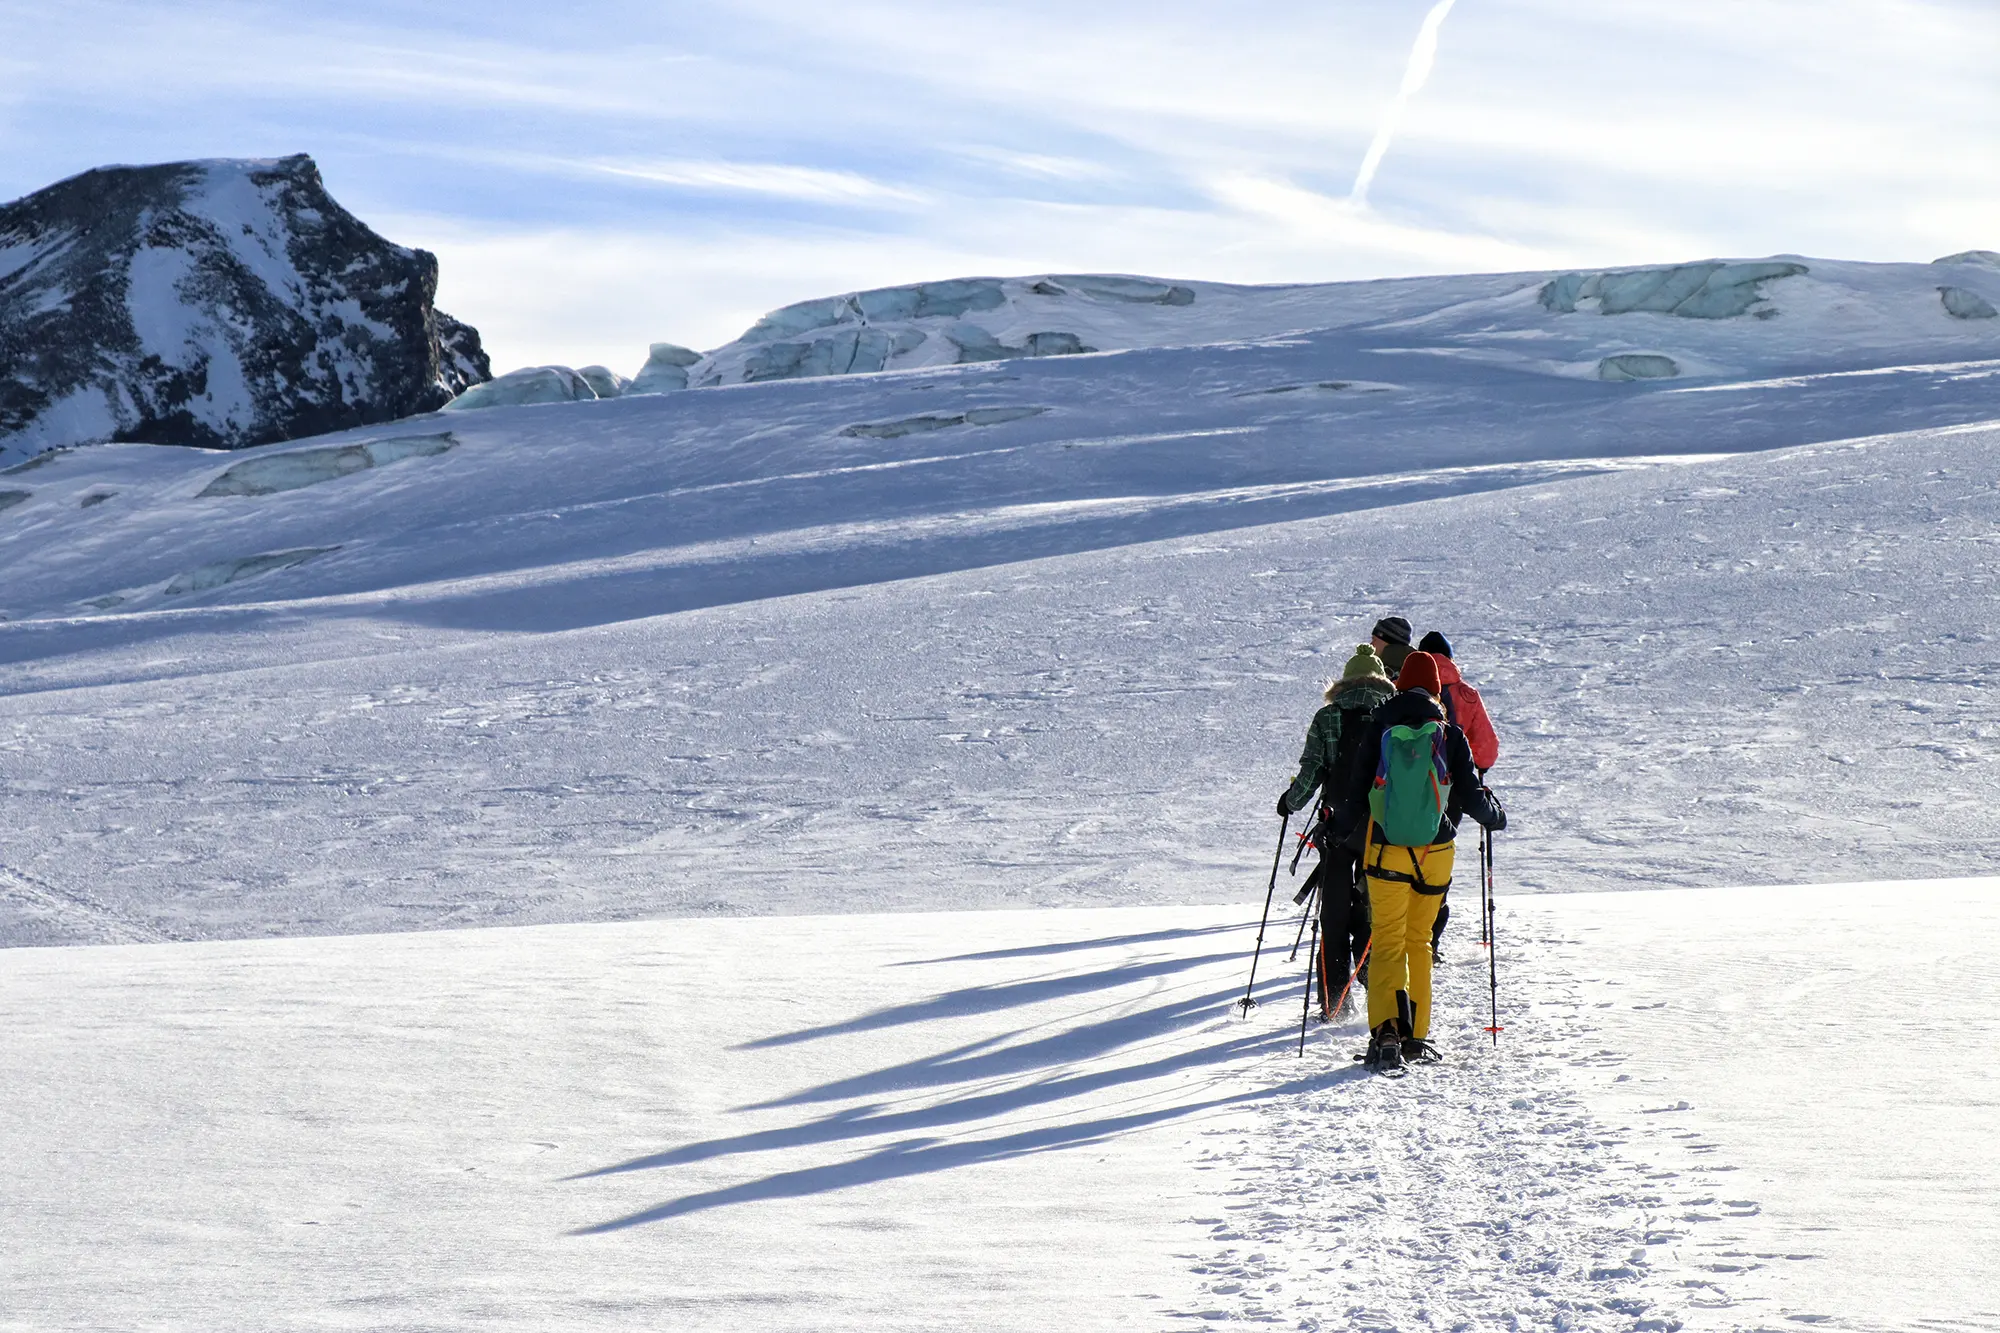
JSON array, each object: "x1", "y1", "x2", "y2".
[{"x1": 1173, "y1": 916, "x2": 1793, "y2": 1331}]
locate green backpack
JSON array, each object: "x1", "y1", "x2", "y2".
[{"x1": 1368, "y1": 722, "x2": 1452, "y2": 847}]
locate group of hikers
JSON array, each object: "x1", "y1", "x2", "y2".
[{"x1": 1275, "y1": 615, "x2": 1505, "y2": 1073}]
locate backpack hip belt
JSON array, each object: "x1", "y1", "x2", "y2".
[{"x1": 1366, "y1": 836, "x2": 1452, "y2": 895}]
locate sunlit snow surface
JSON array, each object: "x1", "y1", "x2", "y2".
[
  {"x1": 3, "y1": 884, "x2": 1993, "y2": 1330},
  {"x1": 2, "y1": 261, "x2": 1999, "y2": 1329}
]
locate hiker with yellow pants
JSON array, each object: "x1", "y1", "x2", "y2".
[{"x1": 1334, "y1": 649, "x2": 1505, "y2": 1072}]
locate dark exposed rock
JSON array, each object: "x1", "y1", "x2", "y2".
[
  {"x1": 0, "y1": 154, "x2": 491, "y2": 458},
  {"x1": 435, "y1": 311, "x2": 492, "y2": 396}
]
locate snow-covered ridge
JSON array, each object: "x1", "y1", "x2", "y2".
[
  {"x1": 578, "y1": 255, "x2": 1999, "y2": 396},
  {"x1": 441, "y1": 255, "x2": 2000, "y2": 411},
  {"x1": 0, "y1": 155, "x2": 491, "y2": 463}
]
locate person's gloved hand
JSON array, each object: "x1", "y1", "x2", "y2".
[
  {"x1": 1490, "y1": 806, "x2": 1507, "y2": 833},
  {"x1": 1275, "y1": 792, "x2": 1292, "y2": 818},
  {"x1": 1482, "y1": 788, "x2": 1507, "y2": 832}
]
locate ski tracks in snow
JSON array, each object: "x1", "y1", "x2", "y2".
[{"x1": 1172, "y1": 915, "x2": 1786, "y2": 1331}]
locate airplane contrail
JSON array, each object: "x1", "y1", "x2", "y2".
[{"x1": 1349, "y1": 0, "x2": 1459, "y2": 206}]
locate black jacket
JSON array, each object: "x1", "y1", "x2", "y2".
[{"x1": 1333, "y1": 688, "x2": 1503, "y2": 844}]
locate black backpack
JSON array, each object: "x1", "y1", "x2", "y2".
[{"x1": 1326, "y1": 703, "x2": 1380, "y2": 848}]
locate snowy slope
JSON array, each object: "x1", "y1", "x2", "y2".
[
  {"x1": 0, "y1": 155, "x2": 489, "y2": 462},
  {"x1": 4, "y1": 257, "x2": 2000, "y2": 628},
  {"x1": 5, "y1": 883, "x2": 1992, "y2": 1331},
  {"x1": 2, "y1": 418, "x2": 1997, "y2": 946}
]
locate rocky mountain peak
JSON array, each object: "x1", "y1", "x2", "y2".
[{"x1": 0, "y1": 153, "x2": 490, "y2": 461}]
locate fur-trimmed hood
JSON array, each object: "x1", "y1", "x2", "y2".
[{"x1": 1324, "y1": 676, "x2": 1396, "y2": 709}]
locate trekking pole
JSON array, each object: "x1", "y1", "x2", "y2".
[
  {"x1": 1484, "y1": 828, "x2": 1502, "y2": 1047},
  {"x1": 1297, "y1": 914, "x2": 1321, "y2": 1056},
  {"x1": 1286, "y1": 884, "x2": 1318, "y2": 962},
  {"x1": 1287, "y1": 800, "x2": 1328, "y2": 874},
  {"x1": 1479, "y1": 824, "x2": 1492, "y2": 947},
  {"x1": 1236, "y1": 812, "x2": 1290, "y2": 1015}
]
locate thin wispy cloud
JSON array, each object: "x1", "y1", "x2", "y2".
[{"x1": 592, "y1": 161, "x2": 926, "y2": 206}]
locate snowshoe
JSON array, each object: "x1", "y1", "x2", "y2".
[
  {"x1": 1401, "y1": 1038, "x2": 1443, "y2": 1065},
  {"x1": 1365, "y1": 1021, "x2": 1405, "y2": 1074}
]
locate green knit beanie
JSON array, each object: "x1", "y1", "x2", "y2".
[{"x1": 1341, "y1": 644, "x2": 1391, "y2": 683}]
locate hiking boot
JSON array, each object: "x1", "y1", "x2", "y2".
[
  {"x1": 1401, "y1": 1038, "x2": 1442, "y2": 1065},
  {"x1": 1367, "y1": 1021, "x2": 1404, "y2": 1071}
]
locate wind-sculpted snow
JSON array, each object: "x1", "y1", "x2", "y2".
[
  {"x1": 444, "y1": 364, "x2": 598, "y2": 411},
  {"x1": 1539, "y1": 261, "x2": 1807, "y2": 319},
  {"x1": 0, "y1": 155, "x2": 490, "y2": 461},
  {"x1": 1597, "y1": 352, "x2": 1680, "y2": 381},
  {"x1": 839, "y1": 405, "x2": 1047, "y2": 439},
  {"x1": 577, "y1": 366, "x2": 629, "y2": 399},
  {"x1": 1940, "y1": 285, "x2": 1998, "y2": 319},
  {"x1": 160, "y1": 545, "x2": 339, "y2": 598},
  {"x1": 197, "y1": 433, "x2": 456, "y2": 497},
  {"x1": 627, "y1": 342, "x2": 701, "y2": 395}
]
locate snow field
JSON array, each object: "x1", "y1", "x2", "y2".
[
  {"x1": 0, "y1": 905, "x2": 1251, "y2": 1331},
  {"x1": 5, "y1": 879, "x2": 1989, "y2": 1330},
  {"x1": 4, "y1": 420, "x2": 1999, "y2": 946},
  {"x1": 1516, "y1": 878, "x2": 2000, "y2": 1332}
]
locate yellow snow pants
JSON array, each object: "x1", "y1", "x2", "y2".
[{"x1": 1363, "y1": 840, "x2": 1454, "y2": 1039}]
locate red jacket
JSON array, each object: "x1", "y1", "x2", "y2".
[{"x1": 1433, "y1": 656, "x2": 1499, "y2": 771}]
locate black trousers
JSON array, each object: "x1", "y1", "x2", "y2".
[{"x1": 1316, "y1": 847, "x2": 1370, "y2": 1011}]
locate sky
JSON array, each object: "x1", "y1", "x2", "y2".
[{"x1": 3, "y1": 0, "x2": 1996, "y2": 374}]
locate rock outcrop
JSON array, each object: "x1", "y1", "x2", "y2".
[{"x1": 0, "y1": 154, "x2": 490, "y2": 459}]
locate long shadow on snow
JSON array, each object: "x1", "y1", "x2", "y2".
[
  {"x1": 891, "y1": 918, "x2": 1255, "y2": 965},
  {"x1": 736, "y1": 948, "x2": 1241, "y2": 1050},
  {"x1": 365, "y1": 461, "x2": 1634, "y2": 635},
  {"x1": 569, "y1": 1065, "x2": 1362, "y2": 1234},
  {"x1": 565, "y1": 918, "x2": 1350, "y2": 1232},
  {"x1": 569, "y1": 978, "x2": 1281, "y2": 1180}
]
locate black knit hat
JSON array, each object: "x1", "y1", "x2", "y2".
[
  {"x1": 1417, "y1": 630, "x2": 1453, "y2": 659},
  {"x1": 1371, "y1": 616, "x2": 1412, "y2": 647}
]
